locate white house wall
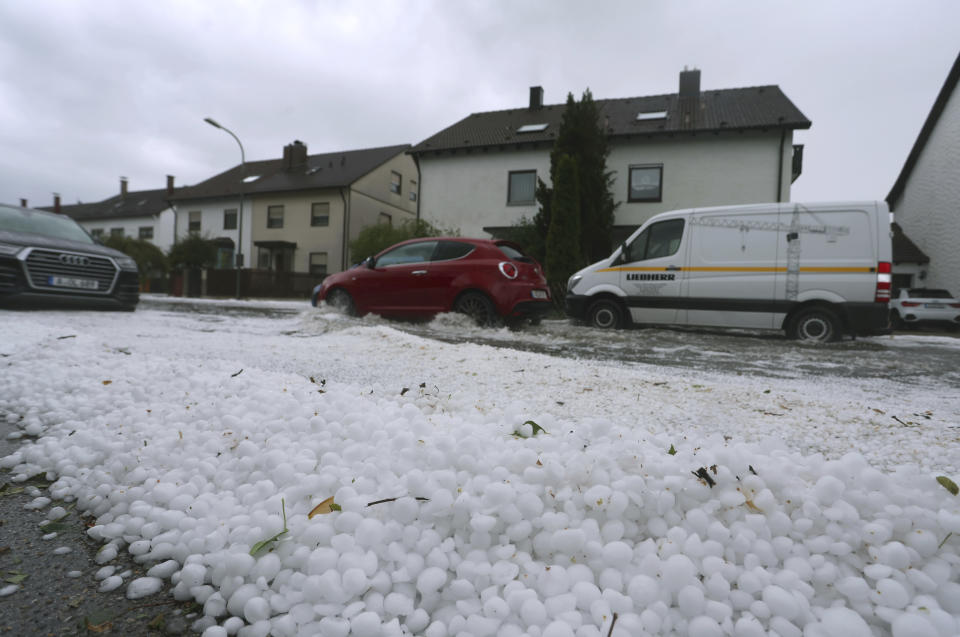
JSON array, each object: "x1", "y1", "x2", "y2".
[
  {"x1": 890, "y1": 83, "x2": 960, "y2": 295},
  {"x1": 418, "y1": 130, "x2": 793, "y2": 238},
  {"x1": 172, "y1": 199, "x2": 253, "y2": 263},
  {"x1": 80, "y1": 208, "x2": 176, "y2": 252}
]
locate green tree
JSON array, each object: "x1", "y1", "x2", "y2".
[
  {"x1": 349, "y1": 218, "x2": 454, "y2": 263},
  {"x1": 544, "y1": 154, "x2": 583, "y2": 301},
  {"x1": 103, "y1": 236, "x2": 168, "y2": 278},
  {"x1": 532, "y1": 89, "x2": 618, "y2": 264},
  {"x1": 167, "y1": 235, "x2": 219, "y2": 270}
]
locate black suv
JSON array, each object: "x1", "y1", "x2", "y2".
[{"x1": 0, "y1": 203, "x2": 139, "y2": 310}]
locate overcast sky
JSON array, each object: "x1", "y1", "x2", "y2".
[{"x1": 1, "y1": 1, "x2": 957, "y2": 210}]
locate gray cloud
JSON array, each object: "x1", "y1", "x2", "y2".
[{"x1": 1, "y1": 0, "x2": 957, "y2": 208}]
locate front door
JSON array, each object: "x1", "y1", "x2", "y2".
[{"x1": 617, "y1": 217, "x2": 687, "y2": 326}]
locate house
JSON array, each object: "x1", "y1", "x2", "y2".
[
  {"x1": 886, "y1": 51, "x2": 960, "y2": 294},
  {"x1": 409, "y1": 69, "x2": 811, "y2": 244},
  {"x1": 44, "y1": 177, "x2": 177, "y2": 252},
  {"x1": 170, "y1": 142, "x2": 418, "y2": 275}
]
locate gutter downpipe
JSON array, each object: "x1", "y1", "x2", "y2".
[
  {"x1": 340, "y1": 187, "x2": 350, "y2": 270},
  {"x1": 777, "y1": 127, "x2": 786, "y2": 203},
  {"x1": 412, "y1": 153, "x2": 421, "y2": 224}
]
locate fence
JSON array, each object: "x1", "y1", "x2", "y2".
[{"x1": 168, "y1": 269, "x2": 320, "y2": 298}]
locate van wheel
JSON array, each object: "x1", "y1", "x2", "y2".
[
  {"x1": 455, "y1": 292, "x2": 498, "y2": 326},
  {"x1": 587, "y1": 299, "x2": 624, "y2": 329},
  {"x1": 789, "y1": 307, "x2": 840, "y2": 342}
]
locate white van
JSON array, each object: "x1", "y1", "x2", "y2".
[{"x1": 565, "y1": 202, "x2": 893, "y2": 342}]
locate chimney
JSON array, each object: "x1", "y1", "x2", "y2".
[
  {"x1": 282, "y1": 140, "x2": 308, "y2": 171},
  {"x1": 529, "y1": 86, "x2": 544, "y2": 110},
  {"x1": 120, "y1": 176, "x2": 128, "y2": 197},
  {"x1": 54, "y1": 193, "x2": 61, "y2": 214},
  {"x1": 679, "y1": 67, "x2": 700, "y2": 101},
  {"x1": 166, "y1": 175, "x2": 175, "y2": 195},
  {"x1": 20, "y1": 199, "x2": 27, "y2": 207}
]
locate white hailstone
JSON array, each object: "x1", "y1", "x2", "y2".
[
  {"x1": 222, "y1": 617, "x2": 244, "y2": 633},
  {"x1": 640, "y1": 609, "x2": 662, "y2": 634},
  {"x1": 483, "y1": 596, "x2": 510, "y2": 619},
  {"x1": 542, "y1": 620, "x2": 576, "y2": 637},
  {"x1": 147, "y1": 560, "x2": 180, "y2": 579},
  {"x1": 809, "y1": 607, "x2": 875, "y2": 637},
  {"x1": 384, "y1": 592, "x2": 414, "y2": 616},
  {"x1": 128, "y1": 540, "x2": 151, "y2": 556},
  {"x1": 126, "y1": 576, "x2": 163, "y2": 599},
  {"x1": 483, "y1": 482, "x2": 515, "y2": 508},
  {"x1": 53, "y1": 546, "x2": 72, "y2": 555},
  {"x1": 180, "y1": 562, "x2": 206, "y2": 587},
  {"x1": 516, "y1": 492, "x2": 544, "y2": 518},
  {"x1": 307, "y1": 547, "x2": 339, "y2": 575},
  {"x1": 99, "y1": 575, "x2": 124, "y2": 592},
  {"x1": 289, "y1": 602, "x2": 315, "y2": 624},
  {"x1": 863, "y1": 564, "x2": 892, "y2": 580},
  {"x1": 201, "y1": 626, "x2": 227, "y2": 637},
  {"x1": 491, "y1": 561, "x2": 520, "y2": 585},
  {"x1": 937, "y1": 509, "x2": 960, "y2": 534},
  {"x1": 891, "y1": 613, "x2": 939, "y2": 637},
  {"x1": 761, "y1": 585, "x2": 799, "y2": 620},
  {"x1": 318, "y1": 616, "x2": 350, "y2": 637},
  {"x1": 251, "y1": 553, "x2": 282, "y2": 583},
  {"x1": 677, "y1": 585, "x2": 705, "y2": 617},
  {"x1": 553, "y1": 529, "x2": 586, "y2": 555},
  {"x1": 521, "y1": 597, "x2": 548, "y2": 626},
  {"x1": 47, "y1": 506, "x2": 68, "y2": 520},
  {"x1": 545, "y1": 593, "x2": 577, "y2": 616},
  {"x1": 95, "y1": 544, "x2": 118, "y2": 563},
  {"x1": 465, "y1": 614, "x2": 501, "y2": 636},
  {"x1": 878, "y1": 541, "x2": 911, "y2": 570},
  {"x1": 601, "y1": 541, "x2": 632, "y2": 567},
  {"x1": 224, "y1": 552, "x2": 255, "y2": 577},
  {"x1": 814, "y1": 476, "x2": 845, "y2": 506},
  {"x1": 627, "y1": 575, "x2": 659, "y2": 607},
  {"x1": 572, "y1": 582, "x2": 601, "y2": 611},
  {"x1": 355, "y1": 518, "x2": 385, "y2": 548},
  {"x1": 243, "y1": 596, "x2": 271, "y2": 623},
  {"x1": 342, "y1": 568, "x2": 369, "y2": 596},
  {"x1": 732, "y1": 615, "x2": 766, "y2": 637},
  {"x1": 95, "y1": 565, "x2": 116, "y2": 581},
  {"x1": 904, "y1": 529, "x2": 938, "y2": 557},
  {"x1": 661, "y1": 554, "x2": 697, "y2": 592},
  {"x1": 687, "y1": 615, "x2": 723, "y2": 637},
  {"x1": 405, "y1": 608, "x2": 430, "y2": 634},
  {"x1": 67, "y1": 571, "x2": 82, "y2": 578},
  {"x1": 226, "y1": 583, "x2": 261, "y2": 617},
  {"x1": 0, "y1": 584, "x2": 19, "y2": 597},
  {"x1": 870, "y1": 578, "x2": 910, "y2": 609},
  {"x1": 416, "y1": 567, "x2": 447, "y2": 594},
  {"x1": 935, "y1": 582, "x2": 960, "y2": 613}
]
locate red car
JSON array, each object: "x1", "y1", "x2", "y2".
[{"x1": 312, "y1": 237, "x2": 551, "y2": 325}]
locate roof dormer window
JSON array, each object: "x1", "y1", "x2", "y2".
[
  {"x1": 516, "y1": 123, "x2": 549, "y2": 133},
  {"x1": 636, "y1": 111, "x2": 668, "y2": 121}
]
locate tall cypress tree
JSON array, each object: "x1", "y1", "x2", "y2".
[
  {"x1": 545, "y1": 154, "x2": 583, "y2": 301},
  {"x1": 534, "y1": 89, "x2": 618, "y2": 264}
]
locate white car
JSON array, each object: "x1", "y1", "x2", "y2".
[{"x1": 890, "y1": 288, "x2": 960, "y2": 331}]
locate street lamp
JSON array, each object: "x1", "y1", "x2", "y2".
[{"x1": 204, "y1": 117, "x2": 245, "y2": 299}]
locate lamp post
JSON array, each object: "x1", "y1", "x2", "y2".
[{"x1": 204, "y1": 117, "x2": 245, "y2": 299}]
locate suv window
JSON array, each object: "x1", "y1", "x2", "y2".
[
  {"x1": 375, "y1": 241, "x2": 438, "y2": 267},
  {"x1": 623, "y1": 218, "x2": 684, "y2": 262},
  {"x1": 907, "y1": 289, "x2": 952, "y2": 299},
  {"x1": 432, "y1": 241, "x2": 474, "y2": 262}
]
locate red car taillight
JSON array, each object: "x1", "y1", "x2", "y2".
[
  {"x1": 498, "y1": 262, "x2": 518, "y2": 280},
  {"x1": 875, "y1": 261, "x2": 891, "y2": 303}
]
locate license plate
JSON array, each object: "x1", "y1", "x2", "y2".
[
  {"x1": 926, "y1": 303, "x2": 945, "y2": 308},
  {"x1": 531, "y1": 290, "x2": 548, "y2": 299},
  {"x1": 48, "y1": 276, "x2": 98, "y2": 290}
]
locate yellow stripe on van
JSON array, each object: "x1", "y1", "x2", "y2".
[{"x1": 597, "y1": 266, "x2": 876, "y2": 274}]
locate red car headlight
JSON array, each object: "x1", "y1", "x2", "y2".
[{"x1": 498, "y1": 262, "x2": 519, "y2": 280}]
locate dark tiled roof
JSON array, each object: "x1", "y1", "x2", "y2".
[
  {"x1": 887, "y1": 51, "x2": 960, "y2": 206},
  {"x1": 171, "y1": 144, "x2": 411, "y2": 202},
  {"x1": 410, "y1": 86, "x2": 810, "y2": 155},
  {"x1": 892, "y1": 222, "x2": 930, "y2": 264},
  {"x1": 42, "y1": 188, "x2": 173, "y2": 221}
]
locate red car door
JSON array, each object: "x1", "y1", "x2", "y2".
[{"x1": 365, "y1": 240, "x2": 439, "y2": 315}]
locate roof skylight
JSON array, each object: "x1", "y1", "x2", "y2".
[
  {"x1": 242, "y1": 175, "x2": 260, "y2": 183},
  {"x1": 636, "y1": 111, "x2": 668, "y2": 121},
  {"x1": 516, "y1": 123, "x2": 549, "y2": 133}
]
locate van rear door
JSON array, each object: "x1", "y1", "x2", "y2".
[{"x1": 615, "y1": 216, "x2": 687, "y2": 326}]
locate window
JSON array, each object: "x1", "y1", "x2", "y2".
[
  {"x1": 628, "y1": 165, "x2": 663, "y2": 202},
  {"x1": 309, "y1": 252, "x2": 328, "y2": 276},
  {"x1": 636, "y1": 111, "x2": 668, "y2": 121},
  {"x1": 90, "y1": 228, "x2": 104, "y2": 238},
  {"x1": 517, "y1": 123, "x2": 549, "y2": 133},
  {"x1": 378, "y1": 212, "x2": 392, "y2": 226},
  {"x1": 508, "y1": 170, "x2": 536, "y2": 205},
  {"x1": 110, "y1": 227, "x2": 124, "y2": 238},
  {"x1": 138, "y1": 226, "x2": 154, "y2": 240},
  {"x1": 258, "y1": 248, "x2": 271, "y2": 269},
  {"x1": 375, "y1": 240, "x2": 438, "y2": 267},
  {"x1": 267, "y1": 205, "x2": 284, "y2": 229},
  {"x1": 432, "y1": 241, "x2": 474, "y2": 261},
  {"x1": 622, "y1": 218, "x2": 684, "y2": 263},
  {"x1": 311, "y1": 202, "x2": 330, "y2": 227},
  {"x1": 188, "y1": 211, "x2": 201, "y2": 233},
  {"x1": 390, "y1": 171, "x2": 401, "y2": 194},
  {"x1": 223, "y1": 209, "x2": 237, "y2": 230}
]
